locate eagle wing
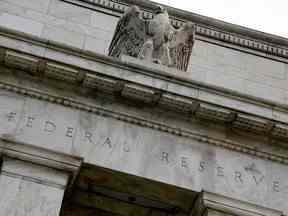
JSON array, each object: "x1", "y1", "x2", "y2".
[
  {"x1": 169, "y1": 23, "x2": 195, "y2": 71},
  {"x1": 108, "y1": 6, "x2": 148, "y2": 58}
]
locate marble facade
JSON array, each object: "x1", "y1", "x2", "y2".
[{"x1": 0, "y1": 0, "x2": 288, "y2": 215}]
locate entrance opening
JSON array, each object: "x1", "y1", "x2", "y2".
[{"x1": 60, "y1": 163, "x2": 199, "y2": 216}]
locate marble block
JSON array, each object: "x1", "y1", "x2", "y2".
[
  {"x1": 0, "y1": 157, "x2": 69, "y2": 216},
  {"x1": 0, "y1": 13, "x2": 44, "y2": 36},
  {"x1": 193, "y1": 192, "x2": 282, "y2": 216}
]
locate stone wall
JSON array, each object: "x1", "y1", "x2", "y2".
[
  {"x1": 1, "y1": 1, "x2": 288, "y2": 214},
  {"x1": 0, "y1": 0, "x2": 288, "y2": 105},
  {"x1": 189, "y1": 40, "x2": 288, "y2": 104},
  {"x1": 0, "y1": 73, "x2": 288, "y2": 213},
  {"x1": 0, "y1": 0, "x2": 118, "y2": 52}
]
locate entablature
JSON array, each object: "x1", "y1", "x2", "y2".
[{"x1": 1, "y1": 26, "x2": 288, "y2": 162}]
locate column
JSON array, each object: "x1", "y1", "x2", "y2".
[
  {"x1": 0, "y1": 138, "x2": 82, "y2": 216},
  {"x1": 191, "y1": 191, "x2": 282, "y2": 216}
]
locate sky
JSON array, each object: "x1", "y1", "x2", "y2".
[{"x1": 153, "y1": 0, "x2": 288, "y2": 38}]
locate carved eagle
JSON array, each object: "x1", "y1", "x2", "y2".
[{"x1": 108, "y1": 5, "x2": 195, "y2": 72}]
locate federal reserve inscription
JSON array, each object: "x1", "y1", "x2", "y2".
[
  {"x1": 1, "y1": 92, "x2": 288, "y2": 213},
  {"x1": 2, "y1": 111, "x2": 286, "y2": 193}
]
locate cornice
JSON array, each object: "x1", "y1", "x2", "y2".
[
  {"x1": 1, "y1": 32, "x2": 288, "y2": 139},
  {"x1": 0, "y1": 137, "x2": 83, "y2": 189},
  {"x1": 1, "y1": 25, "x2": 288, "y2": 113},
  {"x1": 1, "y1": 29, "x2": 288, "y2": 164},
  {"x1": 63, "y1": 0, "x2": 288, "y2": 61},
  {"x1": 0, "y1": 80, "x2": 288, "y2": 166}
]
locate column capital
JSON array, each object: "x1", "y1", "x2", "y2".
[
  {"x1": 0, "y1": 137, "x2": 83, "y2": 189},
  {"x1": 192, "y1": 191, "x2": 282, "y2": 216}
]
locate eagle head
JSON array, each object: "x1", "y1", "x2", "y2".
[
  {"x1": 155, "y1": 5, "x2": 166, "y2": 14},
  {"x1": 129, "y1": 5, "x2": 141, "y2": 17}
]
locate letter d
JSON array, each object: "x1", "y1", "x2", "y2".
[{"x1": 44, "y1": 121, "x2": 56, "y2": 133}]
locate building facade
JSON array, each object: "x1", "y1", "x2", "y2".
[{"x1": 0, "y1": 0, "x2": 288, "y2": 215}]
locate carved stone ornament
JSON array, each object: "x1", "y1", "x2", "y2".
[{"x1": 108, "y1": 5, "x2": 196, "y2": 71}]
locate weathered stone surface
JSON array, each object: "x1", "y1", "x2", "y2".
[
  {"x1": 90, "y1": 10, "x2": 118, "y2": 32},
  {"x1": 0, "y1": 158, "x2": 68, "y2": 216},
  {"x1": 4, "y1": 0, "x2": 51, "y2": 13},
  {"x1": 0, "y1": 88, "x2": 287, "y2": 213},
  {"x1": 48, "y1": 0, "x2": 92, "y2": 25},
  {"x1": 193, "y1": 192, "x2": 282, "y2": 216},
  {"x1": 84, "y1": 36, "x2": 110, "y2": 55},
  {"x1": 0, "y1": 13, "x2": 44, "y2": 36},
  {"x1": 42, "y1": 25, "x2": 85, "y2": 49},
  {"x1": 0, "y1": 0, "x2": 287, "y2": 104},
  {"x1": 1, "y1": 1, "x2": 288, "y2": 215},
  {"x1": 0, "y1": 176, "x2": 64, "y2": 215},
  {"x1": 189, "y1": 40, "x2": 288, "y2": 104}
]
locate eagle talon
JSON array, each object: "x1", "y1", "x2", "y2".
[{"x1": 153, "y1": 59, "x2": 162, "y2": 64}]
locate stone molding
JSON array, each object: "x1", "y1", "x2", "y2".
[
  {"x1": 0, "y1": 138, "x2": 83, "y2": 189},
  {"x1": 1, "y1": 29, "x2": 288, "y2": 164},
  {"x1": 62, "y1": 0, "x2": 288, "y2": 61},
  {"x1": 1, "y1": 157, "x2": 69, "y2": 189},
  {"x1": 0, "y1": 81, "x2": 288, "y2": 166},
  {"x1": 2, "y1": 46, "x2": 288, "y2": 143},
  {"x1": 192, "y1": 191, "x2": 283, "y2": 216},
  {"x1": 1, "y1": 24, "x2": 288, "y2": 112}
]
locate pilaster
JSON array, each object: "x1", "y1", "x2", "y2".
[
  {"x1": 192, "y1": 191, "x2": 282, "y2": 216},
  {"x1": 0, "y1": 138, "x2": 82, "y2": 216}
]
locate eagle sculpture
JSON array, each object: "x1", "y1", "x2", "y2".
[{"x1": 108, "y1": 5, "x2": 195, "y2": 72}]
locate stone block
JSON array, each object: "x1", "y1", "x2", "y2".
[
  {"x1": 48, "y1": 0, "x2": 92, "y2": 25},
  {"x1": 0, "y1": 1, "x2": 67, "y2": 34},
  {"x1": 0, "y1": 175, "x2": 65, "y2": 216},
  {"x1": 90, "y1": 11, "x2": 119, "y2": 32},
  {"x1": 272, "y1": 109, "x2": 288, "y2": 123},
  {"x1": 245, "y1": 55, "x2": 286, "y2": 80},
  {"x1": 5, "y1": 50, "x2": 40, "y2": 74},
  {"x1": 2, "y1": 158, "x2": 68, "y2": 187},
  {"x1": 205, "y1": 70, "x2": 245, "y2": 92},
  {"x1": 24, "y1": 9, "x2": 66, "y2": 27},
  {"x1": 42, "y1": 25, "x2": 85, "y2": 49},
  {"x1": 0, "y1": 91, "x2": 26, "y2": 139},
  {"x1": 188, "y1": 62, "x2": 208, "y2": 82},
  {"x1": 12, "y1": 96, "x2": 78, "y2": 154},
  {"x1": 4, "y1": 0, "x2": 51, "y2": 13},
  {"x1": 193, "y1": 192, "x2": 282, "y2": 216},
  {"x1": 167, "y1": 82, "x2": 199, "y2": 98},
  {"x1": 244, "y1": 80, "x2": 286, "y2": 104},
  {"x1": 53, "y1": 20, "x2": 113, "y2": 41},
  {"x1": 198, "y1": 90, "x2": 273, "y2": 119},
  {"x1": 0, "y1": 157, "x2": 68, "y2": 216},
  {"x1": 84, "y1": 36, "x2": 109, "y2": 55},
  {"x1": 0, "y1": 1, "x2": 26, "y2": 17},
  {"x1": 0, "y1": 13, "x2": 44, "y2": 36},
  {"x1": 189, "y1": 40, "x2": 288, "y2": 102},
  {"x1": 246, "y1": 72, "x2": 287, "y2": 91},
  {"x1": 0, "y1": 35, "x2": 46, "y2": 57}
]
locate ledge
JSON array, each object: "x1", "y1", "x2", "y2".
[
  {"x1": 0, "y1": 25, "x2": 287, "y2": 111},
  {"x1": 192, "y1": 191, "x2": 282, "y2": 216},
  {"x1": 1, "y1": 27, "x2": 288, "y2": 151},
  {"x1": 0, "y1": 137, "x2": 83, "y2": 188}
]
